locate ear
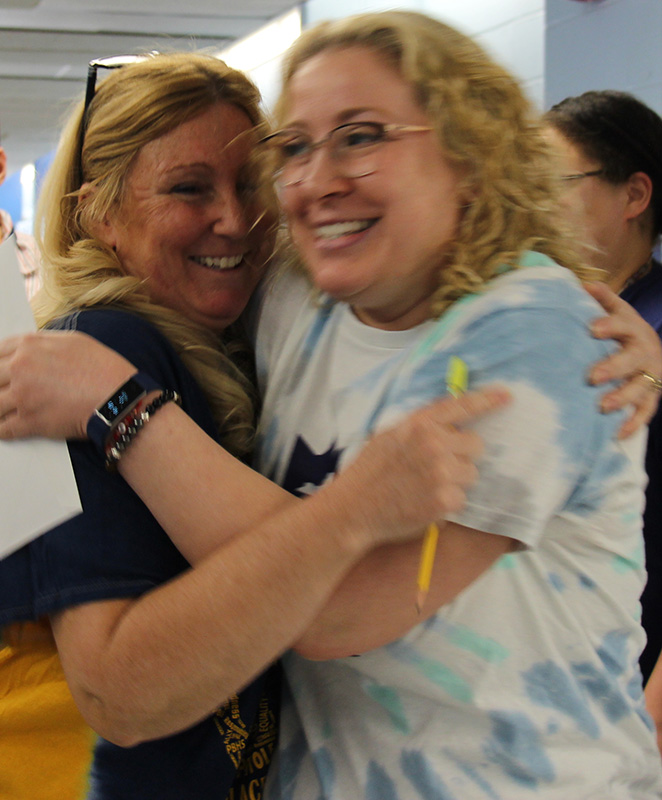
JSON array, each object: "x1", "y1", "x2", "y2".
[
  {"x1": 624, "y1": 171, "x2": 653, "y2": 223},
  {"x1": 79, "y1": 181, "x2": 118, "y2": 250},
  {"x1": 0, "y1": 147, "x2": 7, "y2": 185}
]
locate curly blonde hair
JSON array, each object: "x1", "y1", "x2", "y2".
[
  {"x1": 34, "y1": 52, "x2": 279, "y2": 458},
  {"x1": 275, "y1": 11, "x2": 594, "y2": 315}
]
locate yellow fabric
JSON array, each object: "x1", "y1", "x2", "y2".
[{"x1": 0, "y1": 620, "x2": 97, "y2": 800}]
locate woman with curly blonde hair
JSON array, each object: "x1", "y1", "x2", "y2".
[
  {"x1": 249, "y1": 11, "x2": 662, "y2": 798},
  {"x1": 1, "y1": 11, "x2": 662, "y2": 800}
]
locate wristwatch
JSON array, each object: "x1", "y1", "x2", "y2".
[{"x1": 86, "y1": 371, "x2": 161, "y2": 453}]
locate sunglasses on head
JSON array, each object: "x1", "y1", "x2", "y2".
[{"x1": 76, "y1": 52, "x2": 159, "y2": 185}]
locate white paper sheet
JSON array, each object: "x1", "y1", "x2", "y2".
[{"x1": 0, "y1": 234, "x2": 82, "y2": 559}]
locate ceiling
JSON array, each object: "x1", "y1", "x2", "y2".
[{"x1": 0, "y1": 0, "x2": 300, "y2": 175}]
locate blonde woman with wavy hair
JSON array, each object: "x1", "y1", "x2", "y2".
[
  {"x1": 1, "y1": 12, "x2": 662, "y2": 800},
  {"x1": 35, "y1": 52, "x2": 278, "y2": 457}
]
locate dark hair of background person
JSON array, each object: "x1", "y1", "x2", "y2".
[{"x1": 546, "y1": 90, "x2": 662, "y2": 242}]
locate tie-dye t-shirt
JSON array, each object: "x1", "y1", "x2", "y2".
[{"x1": 254, "y1": 254, "x2": 662, "y2": 799}]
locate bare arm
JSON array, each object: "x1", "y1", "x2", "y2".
[
  {"x1": 645, "y1": 653, "x2": 662, "y2": 757},
  {"x1": 292, "y1": 522, "x2": 517, "y2": 660},
  {"x1": 47, "y1": 387, "x2": 507, "y2": 745},
  {"x1": 2, "y1": 282, "x2": 659, "y2": 442}
]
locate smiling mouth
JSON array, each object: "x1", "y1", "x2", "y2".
[
  {"x1": 315, "y1": 220, "x2": 377, "y2": 240},
  {"x1": 191, "y1": 254, "x2": 245, "y2": 271}
]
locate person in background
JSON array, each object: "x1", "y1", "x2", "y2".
[
  {"x1": 0, "y1": 139, "x2": 40, "y2": 298},
  {"x1": 545, "y1": 92, "x2": 662, "y2": 693}
]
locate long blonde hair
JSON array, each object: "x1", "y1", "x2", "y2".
[
  {"x1": 35, "y1": 52, "x2": 278, "y2": 457},
  {"x1": 275, "y1": 11, "x2": 593, "y2": 315}
]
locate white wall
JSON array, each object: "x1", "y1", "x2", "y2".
[
  {"x1": 248, "y1": 0, "x2": 661, "y2": 119},
  {"x1": 545, "y1": 0, "x2": 662, "y2": 114},
  {"x1": 303, "y1": 0, "x2": 545, "y2": 107}
]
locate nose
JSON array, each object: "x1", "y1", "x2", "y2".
[
  {"x1": 297, "y1": 147, "x2": 352, "y2": 198},
  {"x1": 210, "y1": 189, "x2": 250, "y2": 237}
]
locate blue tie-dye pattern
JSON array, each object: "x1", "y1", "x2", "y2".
[
  {"x1": 612, "y1": 540, "x2": 646, "y2": 575},
  {"x1": 386, "y1": 640, "x2": 473, "y2": 703},
  {"x1": 410, "y1": 291, "x2": 482, "y2": 359},
  {"x1": 401, "y1": 750, "x2": 459, "y2": 800},
  {"x1": 271, "y1": 726, "x2": 308, "y2": 800},
  {"x1": 483, "y1": 711, "x2": 556, "y2": 787},
  {"x1": 613, "y1": 551, "x2": 643, "y2": 574},
  {"x1": 570, "y1": 662, "x2": 630, "y2": 722},
  {"x1": 578, "y1": 572, "x2": 597, "y2": 590},
  {"x1": 375, "y1": 272, "x2": 626, "y2": 503},
  {"x1": 596, "y1": 630, "x2": 629, "y2": 676},
  {"x1": 254, "y1": 416, "x2": 280, "y2": 475},
  {"x1": 548, "y1": 572, "x2": 565, "y2": 592},
  {"x1": 366, "y1": 761, "x2": 400, "y2": 800},
  {"x1": 523, "y1": 661, "x2": 599, "y2": 738},
  {"x1": 637, "y1": 706, "x2": 657, "y2": 732},
  {"x1": 424, "y1": 616, "x2": 509, "y2": 663},
  {"x1": 301, "y1": 299, "x2": 334, "y2": 357},
  {"x1": 627, "y1": 671, "x2": 645, "y2": 702},
  {"x1": 314, "y1": 747, "x2": 336, "y2": 798},
  {"x1": 340, "y1": 350, "x2": 411, "y2": 400},
  {"x1": 496, "y1": 553, "x2": 517, "y2": 570},
  {"x1": 440, "y1": 749, "x2": 503, "y2": 799},
  {"x1": 363, "y1": 681, "x2": 410, "y2": 733}
]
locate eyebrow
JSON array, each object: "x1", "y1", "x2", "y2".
[{"x1": 283, "y1": 106, "x2": 383, "y2": 130}]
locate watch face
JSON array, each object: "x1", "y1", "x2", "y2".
[{"x1": 96, "y1": 377, "x2": 146, "y2": 425}]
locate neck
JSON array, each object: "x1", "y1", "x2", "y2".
[{"x1": 604, "y1": 240, "x2": 653, "y2": 294}]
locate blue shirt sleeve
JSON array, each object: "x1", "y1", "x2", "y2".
[{"x1": 0, "y1": 308, "x2": 220, "y2": 624}]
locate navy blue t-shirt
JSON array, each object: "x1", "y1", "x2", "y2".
[
  {"x1": 623, "y1": 261, "x2": 662, "y2": 682},
  {"x1": 0, "y1": 308, "x2": 279, "y2": 800}
]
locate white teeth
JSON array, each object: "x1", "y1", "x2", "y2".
[
  {"x1": 316, "y1": 221, "x2": 371, "y2": 240},
  {"x1": 193, "y1": 254, "x2": 244, "y2": 270}
]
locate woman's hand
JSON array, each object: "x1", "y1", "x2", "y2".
[
  {"x1": 327, "y1": 386, "x2": 511, "y2": 548},
  {"x1": 0, "y1": 331, "x2": 135, "y2": 440},
  {"x1": 584, "y1": 282, "x2": 662, "y2": 438}
]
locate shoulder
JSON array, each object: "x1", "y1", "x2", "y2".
[
  {"x1": 621, "y1": 260, "x2": 662, "y2": 336},
  {"x1": 50, "y1": 308, "x2": 172, "y2": 357},
  {"x1": 422, "y1": 257, "x2": 613, "y2": 380},
  {"x1": 50, "y1": 308, "x2": 196, "y2": 399},
  {"x1": 480, "y1": 255, "x2": 602, "y2": 327}
]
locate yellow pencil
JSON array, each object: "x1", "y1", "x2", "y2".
[
  {"x1": 416, "y1": 523, "x2": 439, "y2": 613},
  {"x1": 415, "y1": 356, "x2": 468, "y2": 613}
]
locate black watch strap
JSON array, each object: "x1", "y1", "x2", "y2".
[{"x1": 86, "y1": 371, "x2": 161, "y2": 454}]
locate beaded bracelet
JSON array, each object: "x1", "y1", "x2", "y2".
[
  {"x1": 87, "y1": 372, "x2": 162, "y2": 455},
  {"x1": 104, "y1": 389, "x2": 180, "y2": 471}
]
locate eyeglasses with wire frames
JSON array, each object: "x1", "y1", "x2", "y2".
[
  {"x1": 259, "y1": 121, "x2": 433, "y2": 187},
  {"x1": 560, "y1": 169, "x2": 605, "y2": 183},
  {"x1": 76, "y1": 52, "x2": 159, "y2": 185}
]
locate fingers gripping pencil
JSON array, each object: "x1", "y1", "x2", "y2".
[{"x1": 415, "y1": 357, "x2": 468, "y2": 613}]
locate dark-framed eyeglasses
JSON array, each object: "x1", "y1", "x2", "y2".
[
  {"x1": 77, "y1": 52, "x2": 158, "y2": 185},
  {"x1": 259, "y1": 121, "x2": 433, "y2": 187},
  {"x1": 560, "y1": 169, "x2": 605, "y2": 182}
]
